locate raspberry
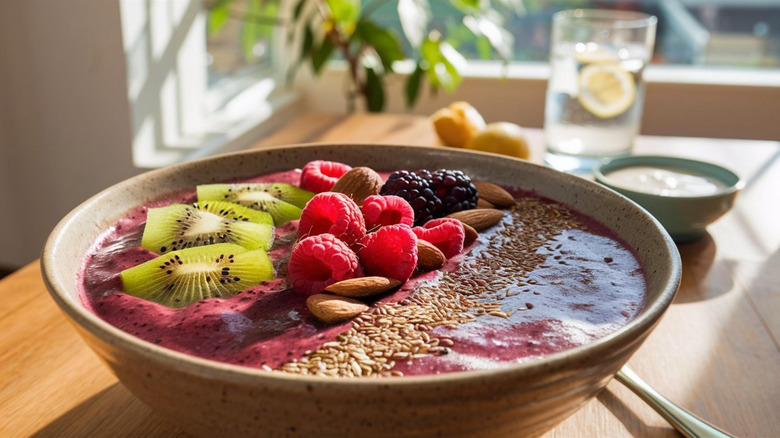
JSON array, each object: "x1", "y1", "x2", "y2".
[
  {"x1": 379, "y1": 170, "x2": 441, "y2": 226},
  {"x1": 288, "y1": 234, "x2": 363, "y2": 296},
  {"x1": 361, "y1": 195, "x2": 414, "y2": 231},
  {"x1": 300, "y1": 160, "x2": 352, "y2": 193},
  {"x1": 412, "y1": 218, "x2": 465, "y2": 258},
  {"x1": 429, "y1": 169, "x2": 478, "y2": 216},
  {"x1": 356, "y1": 224, "x2": 418, "y2": 282},
  {"x1": 298, "y1": 192, "x2": 366, "y2": 245}
]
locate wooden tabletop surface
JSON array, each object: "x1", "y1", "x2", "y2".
[{"x1": 1, "y1": 113, "x2": 778, "y2": 437}]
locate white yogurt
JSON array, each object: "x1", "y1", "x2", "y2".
[{"x1": 605, "y1": 165, "x2": 726, "y2": 196}]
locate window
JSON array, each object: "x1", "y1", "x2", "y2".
[
  {"x1": 119, "y1": 0, "x2": 779, "y2": 165},
  {"x1": 120, "y1": 0, "x2": 299, "y2": 168},
  {"x1": 302, "y1": 0, "x2": 779, "y2": 140},
  {"x1": 372, "y1": 0, "x2": 780, "y2": 68}
]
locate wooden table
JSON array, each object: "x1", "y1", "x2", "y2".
[{"x1": 2, "y1": 114, "x2": 778, "y2": 437}]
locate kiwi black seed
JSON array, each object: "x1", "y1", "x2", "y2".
[
  {"x1": 196, "y1": 183, "x2": 314, "y2": 225},
  {"x1": 141, "y1": 201, "x2": 274, "y2": 254},
  {"x1": 120, "y1": 243, "x2": 274, "y2": 308}
]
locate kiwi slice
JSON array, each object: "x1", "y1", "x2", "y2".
[
  {"x1": 120, "y1": 243, "x2": 274, "y2": 307},
  {"x1": 196, "y1": 183, "x2": 314, "y2": 224},
  {"x1": 141, "y1": 201, "x2": 274, "y2": 254}
]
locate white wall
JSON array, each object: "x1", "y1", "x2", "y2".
[{"x1": 0, "y1": 1, "x2": 139, "y2": 268}]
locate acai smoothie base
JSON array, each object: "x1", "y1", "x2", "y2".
[{"x1": 78, "y1": 168, "x2": 647, "y2": 378}]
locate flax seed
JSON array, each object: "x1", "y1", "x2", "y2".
[{"x1": 275, "y1": 199, "x2": 587, "y2": 377}]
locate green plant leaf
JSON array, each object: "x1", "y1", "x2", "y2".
[
  {"x1": 326, "y1": 0, "x2": 360, "y2": 27},
  {"x1": 421, "y1": 36, "x2": 466, "y2": 93},
  {"x1": 293, "y1": 0, "x2": 307, "y2": 20},
  {"x1": 355, "y1": 21, "x2": 405, "y2": 73},
  {"x1": 449, "y1": 0, "x2": 486, "y2": 14},
  {"x1": 405, "y1": 63, "x2": 424, "y2": 108},
  {"x1": 312, "y1": 37, "x2": 335, "y2": 74},
  {"x1": 476, "y1": 35, "x2": 492, "y2": 60},
  {"x1": 208, "y1": 0, "x2": 232, "y2": 35},
  {"x1": 257, "y1": 2, "x2": 277, "y2": 38},
  {"x1": 397, "y1": 0, "x2": 430, "y2": 48},
  {"x1": 301, "y1": 24, "x2": 314, "y2": 60},
  {"x1": 288, "y1": 0, "x2": 310, "y2": 44},
  {"x1": 463, "y1": 14, "x2": 514, "y2": 60},
  {"x1": 241, "y1": 0, "x2": 262, "y2": 61},
  {"x1": 364, "y1": 66, "x2": 385, "y2": 112}
]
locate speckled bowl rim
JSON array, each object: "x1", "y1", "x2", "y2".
[
  {"x1": 593, "y1": 155, "x2": 745, "y2": 199},
  {"x1": 43, "y1": 143, "x2": 681, "y2": 389}
]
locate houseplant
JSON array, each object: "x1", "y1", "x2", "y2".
[{"x1": 207, "y1": 0, "x2": 522, "y2": 111}]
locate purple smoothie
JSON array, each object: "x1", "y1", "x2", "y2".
[{"x1": 78, "y1": 169, "x2": 647, "y2": 377}]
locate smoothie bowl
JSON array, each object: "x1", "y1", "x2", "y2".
[{"x1": 42, "y1": 144, "x2": 680, "y2": 437}]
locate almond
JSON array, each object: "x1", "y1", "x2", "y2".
[
  {"x1": 477, "y1": 198, "x2": 495, "y2": 209},
  {"x1": 461, "y1": 222, "x2": 479, "y2": 247},
  {"x1": 447, "y1": 208, "x2": 504, "y2": 231},
  {"x1": 474, "y1": 181, "x2": 515, "y2": 208},
  {"x1": 306, "y1": 294, "x2": 369, "y2": 324},
  {"x1": 331, "y1": 167, "x2": 383, "y2": 205},
  {"x1": 324, "y1": 276, "x2": 401, "y2": 298},
  {"x1": 416, "y1": 240, "x2": 445, "y2": 271}
]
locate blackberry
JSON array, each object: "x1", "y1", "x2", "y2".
[
  {"x1": 380, "y1": 170, "x2": 442, "y2": 226},
  {"x1": 429, "y1": 169, "x2": 478, "y2": 216},
  {"x1": 414, "y1": 168, "x2": 434, "y2": 181}
]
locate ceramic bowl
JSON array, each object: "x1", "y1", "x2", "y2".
[
  {"x1": 594, "y1": 155, "x2": 743, "y2": 242},
  {"x1": 42, "y1": 144, "x2": 681, "y2": 437}
]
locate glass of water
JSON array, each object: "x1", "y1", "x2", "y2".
[{"x1": 544, "y1": 10, "x2": 657, "y2": 174}]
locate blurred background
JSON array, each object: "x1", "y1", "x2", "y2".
[{"x1": 0, "y1": 0, "x2": 778, "y2": 275}]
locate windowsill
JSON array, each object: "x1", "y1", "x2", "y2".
[
  {"x1": 132, "y1": 85, "x2": 302, "y2": 169},
  {"x1": 389, "y1": 59, "x2": 780, "y2": 87}
]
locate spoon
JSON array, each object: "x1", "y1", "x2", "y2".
[{"x1": 616, "y1": 366, "x2": 735, "y2": 438}]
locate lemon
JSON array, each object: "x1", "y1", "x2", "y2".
[
  {"x1": 449, "y1": 101, "x2": 486, "y2": 132},
  {"x1": 431, "y1": 101, "x2": 485, "y2": 148},
  {"x1": 465, "y1": 122, "x2": 530, "y2": 160},
  {"x1": 574, "y1": 45, "x2": 618, "y2": 64},
  {"x1": 577, "y1": 62, "x2": 635, "y2": 118}
]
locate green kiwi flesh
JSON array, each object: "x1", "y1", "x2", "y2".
[
  {"x1": 120, "y1": 243, "x2": 274, "y2": 307},
  {"x1": 196, "y1": 183, "x2": 314, "y2": 224},
  {"x1": 141, "y1": 201, "x2": 274, "y2": 254}
]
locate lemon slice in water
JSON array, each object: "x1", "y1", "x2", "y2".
[{"x1": 577, "y1": 62, "x2": 635, "y2": 118}]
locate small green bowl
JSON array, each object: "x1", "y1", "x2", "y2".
[{"x1": 594, "y1": 155, "x2": 743, "y2": 242}]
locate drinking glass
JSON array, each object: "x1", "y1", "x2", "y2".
[{"x1": 544, "y1": 9, "x2": 657, "y2": 174}]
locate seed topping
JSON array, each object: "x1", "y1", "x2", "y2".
[{"x1": 275, "y1": 198, "x2": 586, "y2": 377}]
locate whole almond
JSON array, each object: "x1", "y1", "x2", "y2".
[
  {"x1": 477, "y1": 198, "x2": 495, "y2": 209},
  {"x1": 461, "y1": 222, "x2": 479, "y2": 246},
  {"x1": 306, "y1": 294, "x2": 369, "y2": 324},
  {"x1": 474, "y1": 181, "x2": 515, "y2": 208},
  {"x1": 331, "y1": 167, "x2": 383, "y2": 205},
  {"x1": 324, "y1": 276, "x2": 401, "y2": 298},
  {"x1": 416, "y1": 240, "x2": 445, "y2": 271},
  {"x1": 447, "y1": 208, "x2": 504, "y2": 231}
]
